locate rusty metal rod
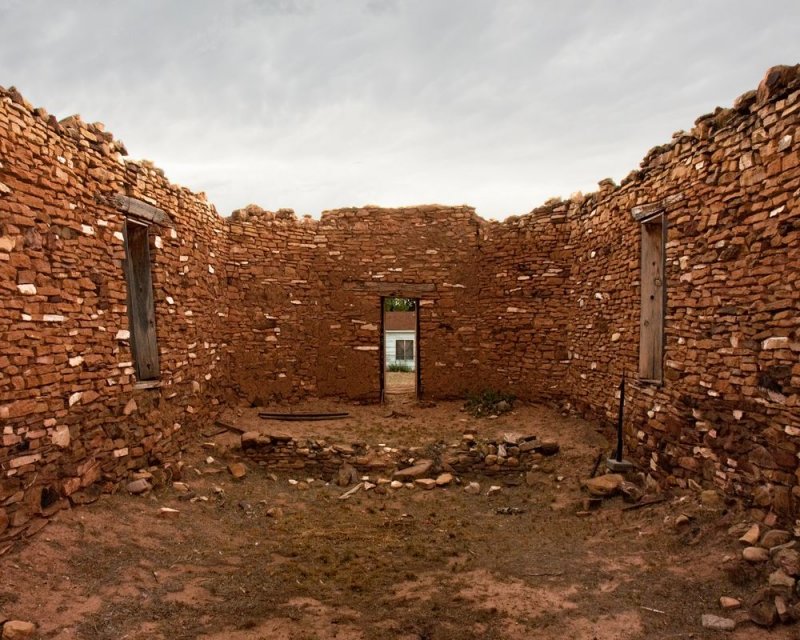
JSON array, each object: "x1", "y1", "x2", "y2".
[{"x1": 616, "y1": 373, "x2": 626, "y2": 463}]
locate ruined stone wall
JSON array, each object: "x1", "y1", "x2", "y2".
[
  {"x1": 224, "y1": 207, "x2": 319, "y2": 403},
  {"x1": 0, "y1": 87, "x2": 229, "y2": 537},
  {"x1": 313, "y1": 206, "x2": 483, "y2": 400},
  {"x1": 1, "y1": 64, "x2": 798, "y2": 532},
  {"x1": 475, "y1": 208, "x2": 573, "y2": 401},
  {"x1": 224, "y1": 205, "x2": 485, "y2": 401},
  {"x1": 488, "y1": 66, "x2": 800, "y2": 517}
]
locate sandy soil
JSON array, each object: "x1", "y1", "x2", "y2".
[
  {"x1": 0, "y1": 400, "x2": 791, "y2": 639},
  {"x1": 384, "y1": 371, "x2": 416, "y2": 395}
]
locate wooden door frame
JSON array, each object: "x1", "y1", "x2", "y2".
[{"x1": 379, "y1": 296, "x2": 421, "y2": 402}]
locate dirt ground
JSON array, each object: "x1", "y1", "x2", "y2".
[
  {"x1": 384, "y1": 371, "x2": 416, "y2": 395},
  {"x1": 0, "y1": 399, "x2": 795, "y2": 639}
]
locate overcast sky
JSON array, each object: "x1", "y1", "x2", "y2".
[{"x1": 0, "y1": 1, "x2": 798, "y2": 219}]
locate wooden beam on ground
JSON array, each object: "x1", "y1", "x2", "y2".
[
  {"x1": 214, "y1": 419, "x2": 248, "y2": 433},
  {"x1": 258, "y1": 412, "x2": 349, "y2": 421},
  {"x1": 622, "y1": 496, "x2": 667, "y2": 512}
]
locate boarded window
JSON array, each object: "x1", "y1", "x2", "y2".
[
  {"x1": 123, "y1": 220, "x2": 160, "y2": 380},
  {"x1": 396, "y1": 339, "x2": 414, "y2": 361},
  {"x1": 639, "y1": 214, "x2": 665, "y2": 382}
]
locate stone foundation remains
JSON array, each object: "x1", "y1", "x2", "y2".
[{"x1": 240, "y1": 430, "x2": 559, "y2": 480}]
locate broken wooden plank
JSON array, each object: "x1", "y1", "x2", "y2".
[
  {"x1": 214, "y1": 419, "x2": 248, "y2": 433},
  {"x1": 338, "y1": 482, "x2": 363, "y2": 500},
  {"x1": 258, "y1": 412, "x2": 349, "y2": 422},
  {"x1": 622, "y1": 496, "x2": 667, "y2": 512}
]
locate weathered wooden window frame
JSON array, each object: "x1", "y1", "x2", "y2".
[
  {"x1": 117, "y1": 195, "x2": 173, "y2": 386},
  {"x1": 635, "y1": 208, "x2": 667, "y2": 384}
]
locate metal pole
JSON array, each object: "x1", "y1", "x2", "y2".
[{"x1": 616, "y1": 373, "x2": 625, "y2": 462}]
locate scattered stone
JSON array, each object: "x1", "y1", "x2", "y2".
[
  {"x1": 748, "y1": 599, "x2": 778, "y2": 628},
  {"x1": 761, "y1": 529, "x2": 791, "y2": 549},
  {"x1": 534, "y1": 441, "x2": 560, "y2": 456},
  {"x1": 486, "y1": 485, "x2": 502, "y2": 496},
  {"x1": 675, "y1": 514, "x2": 692, "y2": 527},
  {"x1": 495, "y1": 506, "x2": 524, "y2": 515},
  {"x1": 205, "y1": 456, "x2": 215, "y2": 464},
  {"x1": 769, "y1": 540, "x2": 796, "y2": 556},
  {"x1": 728, "y1": 522, "x2": 753, "y2": 538},
  {"x1": 583, "y1": 473, "x2": 623, "y2": 497},
  {"x1": 743, "y1": 547, "x2": 770, "y2": 563},
  {"x1": 464, "y1": 482, "x2": 481, "y2": 495},
  {"x1": 719, "y1": 597, "x2": 741, "y2": 609},
  {"x1": 435, "y1": 473, "x2": 453, "y2": 487},
  {"x1": 227, "y1": 462, "x2": 247, "y2": 479},
  {"x1": 393, "y1": 459, "x2": 433, "y2": 480},
  {"x1": 415, "y1": 478, "x2": 437, "y2": 490},
  {"x1": 774, "y1": 548, "x2": 800, "y2": 576},
  {"x1": 620, "y1": 481, "x2": 643, "y2": 503},
  {"x1": 126, "y1": 478, "x2": 151, "y2": 495},
  {"x1": 739, "y1": 524, "x2": 760, "y2": 545},
  {"x1": 764, "y1": 512, "x2": 778, "y2": 527},
  {"x1": 288, "y1": 479, "x2": 298, "y2": 485},
  {"x1": 390, "y1": 480, "x2": 403, "y2": 489},
  {"x1": 158, "y1": 507, "x2": 180, "y2": 517},
  {"x1": 266, "y1": 507, "x2": 283, "y2": 518},
  {"x1": 700, "y1": 489, "x2": 723, "y2": 508},
  {"x1": 296, "y1": 482, "x2": 309, "y2": 491},
  {"x1": 172, "y1": 482, "x2": 190, "y2": 493},
  {"x1": 363, "y1": 482, "x2": 376, "y2": 490},
  {"x1": 776, "y1": 595, "x2": 790, "y2": 623},
  {"x1": 768, "y1": 568, "x2": 795, "y2": 589},
  {"x1": 1, "y1": 620, "x2": 37, "y2": 639},
  {"x1": 701, "y1": 614, "x2": 736, "y2": 631},
  {"x1": 336, "y1": 463, "x2": 359, "y2": 487}
]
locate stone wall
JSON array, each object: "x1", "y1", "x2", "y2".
[
  {"x1": 1, "y1": 63, "x2": 798, "y2": 533},
  {"x1": 486, "y1": 65, "x2": 800, "y2": 517},
  {"x1": 0, "y1": 87, "x2": 230, "y2": 538},
  {"x1": 475, "y1": 208, "x2": 573, "y2": 401},
  {"x1": 225, "y1": 204, "x2": 485, "y2": 402},
  {"x1": 578, "y1": 66, "x2": 800, "y2": 516}
]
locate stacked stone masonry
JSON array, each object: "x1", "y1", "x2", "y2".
[{"x1": 0, "y1": 64, "x2": 798, "y2": 537}]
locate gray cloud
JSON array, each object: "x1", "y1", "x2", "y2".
[{"x1": 1, "y1": 0, "x2": 798, "y2": 218}]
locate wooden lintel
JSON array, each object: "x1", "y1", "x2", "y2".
[
  {"x1": 631, "y1": 193, "x2": 683, "y2": 222},
  {"x1": 343, "y1": 282, "x2": 437, "y2": 294},
  {"x1": 631, "y1": 203, "x2": 663, "y2": 222},
  {"x1": 115, "y1": 194, "x2": 173, "y2": 227}
]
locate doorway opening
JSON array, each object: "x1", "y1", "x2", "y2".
[{"x1": 380, "y1": 297, "x2": 419, "y2": 399}]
